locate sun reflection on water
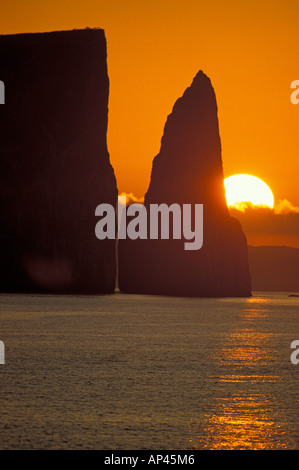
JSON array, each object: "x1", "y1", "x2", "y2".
[
  {"x1": 187, "y1": 392, "x2": 288, "y2": 450},
  {"x1": 186, "y1": 297, "x2": 289, "y2": 449}
]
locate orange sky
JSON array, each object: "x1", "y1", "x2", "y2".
[{"x1": 1, "y1": 0, "x2": 299, "y2": 246}]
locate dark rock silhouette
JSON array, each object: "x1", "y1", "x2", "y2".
[
  {"x1": 0, "y1": 29, "x2": 118, "y2": 293},
  {"x1": 118, "y1": 71, "x2": 251, "y2": 297}
]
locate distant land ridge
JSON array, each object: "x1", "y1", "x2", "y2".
[{"x1": 248, "y1": 245, "x2": 299, "y2": 292}]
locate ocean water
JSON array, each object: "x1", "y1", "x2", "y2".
[{"x1": 0, "y1": 291, "x2": 298, "y2": 450}]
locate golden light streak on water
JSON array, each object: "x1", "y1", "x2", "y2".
[{"x1": 186, "y1": 296, "x2": 292, "y2": 450}]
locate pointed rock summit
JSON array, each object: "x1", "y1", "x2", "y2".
[
  {"x1": 146, "y1": 71, "x2": 227, "y2": 212},
  {"x1": 118, "y1": 71, "x2": 252, "y2": 297}
]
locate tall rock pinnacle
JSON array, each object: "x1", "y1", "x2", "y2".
[{"x1": 118, "y1": 71, "x2": 252, "y2": 297}]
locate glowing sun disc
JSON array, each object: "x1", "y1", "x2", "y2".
[{"x1": 224, "y1": 174, "x2": 274, "y2": 209}]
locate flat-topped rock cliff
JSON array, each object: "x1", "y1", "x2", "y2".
[{"x1": 0, "y1": 29, "x2": 118, "y2": 293}]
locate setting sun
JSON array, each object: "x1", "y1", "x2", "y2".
[{"x1": 224, "y1": 174, "x2": 274, "y2": 210}]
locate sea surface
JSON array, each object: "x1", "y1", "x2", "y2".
[{"x1": 0, "y1": 291, "x2": 298, "y2": 450}]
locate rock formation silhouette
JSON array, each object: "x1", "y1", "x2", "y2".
[
  {"x1": 118, "y1": 71, "x2": 252, "y2": 297},
  {"x1": 0, "y1": 29, "x2": 118, "y2": 293}
]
